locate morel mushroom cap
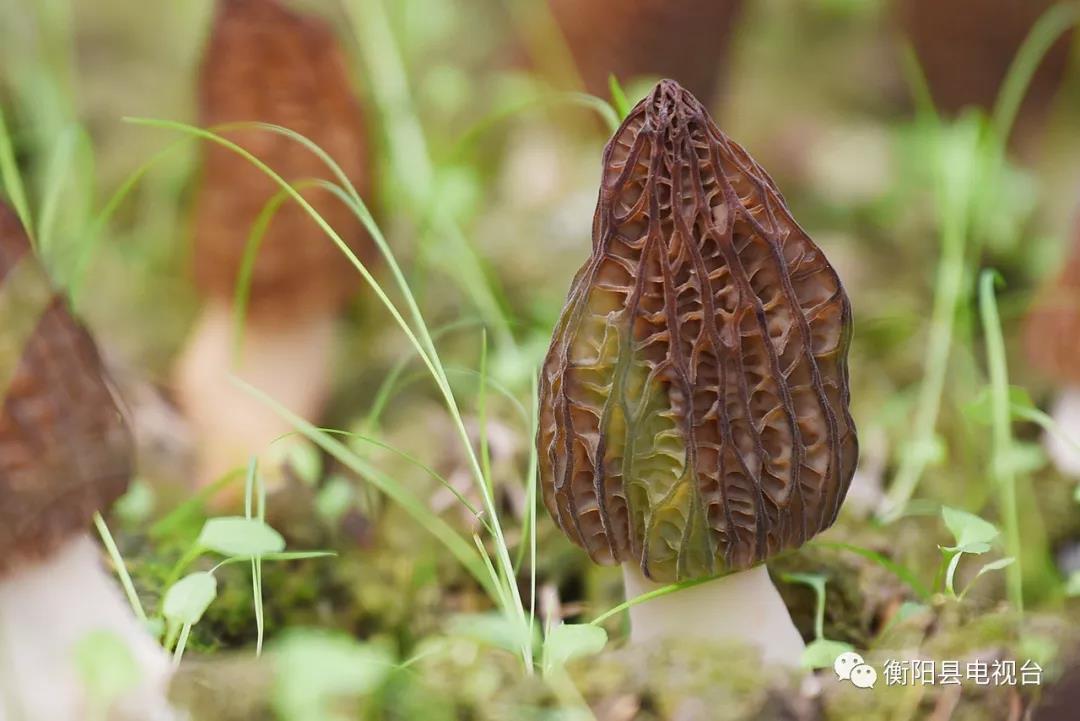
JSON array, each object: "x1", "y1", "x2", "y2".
[
  {"x1": 193, "y1": 0, "x2": 371, "y2": 320},
  {"x1": 538, "y1": 80, "x2": 857, "y2": 583},
  {"x1": 0, "y1": 204, "x2": 133, "y2": 574},
  {"x1": 547, "y1": 0, "x2": 743, "y2": 106}
]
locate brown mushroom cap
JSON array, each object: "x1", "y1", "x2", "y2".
[
  {"x1": 0, "y1": 204, "x2": 132, "y2": 573},
  {"x1": 896, "y1": 0, "x2": 1071, "y2": 122},
  {"x1": 547, "y1": 0, "x2": 744, "y2": 107},
  {"x1": 538, "y1": 80, "x2": 857, "y2": 583},
  {"x1": 193, "y1": 0, "x2": 372, "y2": 320},
  {"x1": 1024, "y1": 220, "x2": 1080, "y2": 384}
]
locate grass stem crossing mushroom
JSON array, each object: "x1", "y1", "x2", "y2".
[
  {"x1": 538, "y1": 80, "x2": 858, "y2": 667},
  {"x1": 176, "y1": 0, "x2": 371, "y2": 495}
]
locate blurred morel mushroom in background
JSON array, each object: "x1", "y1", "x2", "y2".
[
  {"x1": 896, "y1": 0, "x2": 1073, "y2": 131},
  {"x1": 176, "y1": 0, "x2": 372, "y2": 496},
  {"x1": 0, "y1": 203, "x2": 173, "y2": 721},
  {"x1": 545, "y1": 0, "x2": 744, "y2": 107},
  {"x1": 1024, "y1": 214, "x2": 1080, "y2": 476},
  {"x1": 538, "y1": 80, "x2": 857, "y2": 667}
]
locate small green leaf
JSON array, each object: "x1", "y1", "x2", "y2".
[
  {"x1": 976, "y1": 556, "x2": 1016, "y2": 577},
  {"x1": 269, "y1": 439, "x2": 323, "y2": 487},
  {"x1": 965, "y1": 386, "x2": 1037, "y2": 425},
  {"x1": 162, "y1": 572, "x2": 217, "y2": 625},
  {"x1": 801, "y1": 639, "x2": 855, "y2": 670},
  {"x1": 1000, "y1": 441, "x2": 1047, "y2": 476},
  {"x1": 1065, "y1": 572, "x2": 1080, "y2": 597},
  {"x1": 113, "y1": 479, "x2": 156, "y2": 525},
  {"x1": 608, "y1": 75, "x2": 631, "y2": 120},
  {"x1": 900, "y1": 434, "x2": 947, "y2": 467},
  {"x1": 272, "y1": 630, "x2": 393, "y2": 721},
  {"x1": 74, "y1": 630, "x2": 142, "y2": 707},
  {"x1": 542, "y1": 624, "x2": 607, "y2": 674},
  {"x1": 315, "y1": 476, "x2": 354, "y2": 524},
  {"x1": 941, "y1": 506, "x2": 999, "y2": 554},
  {"x1": 198, "y1": 517, "x2": 285, "y2": 557},
  {"x1": 448, "y1": 612, "x2": 539, "y2": 654}
]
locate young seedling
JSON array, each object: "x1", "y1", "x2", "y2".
[
  {"x1": 0, "y1": 204, "x2": 174, "y2": 720},
  {"x1": 937, "y1": 506, "x2": 1014, "y2": 602},
  {"x1": 175, "y1": 0, "x2": 371, "y2": 499},
  {"x1": 538, "y1": 80, "x2": 858, "y2": 667},
  {"x1": 779, "y1": 572, "x2": 854, "y2": 670}
]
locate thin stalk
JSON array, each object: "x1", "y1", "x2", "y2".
[
  {"x1": 478, "y1": 330, "x2": 494, "y2": 498},
  {"x1": 0, "y1": 106, "x2": 33, "y2": 238},
  {"x1": 343, "y1": 0, "x2": 515, "y2": 351},
  {"x1": 527, "y1": 374, "x2": 539, "y2": 664},
  {"x1": 978, "y1": 271, "x2": 1023, "y2": 614},
  {"x1": 992, "y1": 3, "x2": 1080, "y2": 143},
  {"x1": 590, "y1": 574, "x2": 719, "y2": 627},
  {"x1": 124, "y1": 119, "x2": 528, "y2": 657},
  {"x1": 171, "y1": 623, "x2": 191, "y2": 666},
  {"x1": 881, "y1": 125, "x2": 974, "y2": 519},
  {"x1": 92, "y1": 513, "x2": 148, "y2": 623}
]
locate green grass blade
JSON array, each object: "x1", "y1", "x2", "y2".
[
  {"x1": 93, "y1": 512, "x2": 148, "y2": 623},
  {"x1": 811, "y1": 541, "x2": 931, "y2": 601},
  {"x1": 235, "y1": 378, "x2": 498, "y2": 599},
  {"x1": 992, "y1": 3, "x2": 1080, "y2": 144},
  {"x1": 0, "y1": 105, "x2": 34, "y2": 238},
  {"x1": 978, "y1": 270, "x2": 1023, "y2": 614}
]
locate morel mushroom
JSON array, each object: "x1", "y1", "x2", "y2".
[
  {"x1": 0, "y1": 204, "x2": 173, "y2": 720},
  {"x1": 546, "y1": 0, "x2": 744, "y2": 107},
  {"x1": 897, "y1": 0, "x2": 1071, "y2": 128},
  {"x1": 538, "y1": 80, "x2": 857, "y2": 666},
  {"x1": 1024, "y1": 217, "x2": 1080, "y2": 476},
  {"x1": 175, "y1": 0, "x2": 371, "y2": 492}
]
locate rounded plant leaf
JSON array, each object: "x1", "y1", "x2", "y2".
[
  {"x1": 542, "y1": 623, "x2": 608, "y2": 674},
  {"x1": 198, "y1": 516, "x2": 286, "y2": 557},
  {"x1": 163, "y1": 572, "x2": 218, "y2": 626},
  {"x1": 538, "y1": 80, "x2": 857, "y2": 582}
]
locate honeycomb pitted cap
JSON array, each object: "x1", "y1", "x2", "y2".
[
  {"x1": 0, "y1": 204, "x2": 133, "y2": 573},
  {"x1": 538, "y1": 80, "x2": 858, "y2": 583}
]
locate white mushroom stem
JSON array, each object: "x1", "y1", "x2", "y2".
[
  {"x1": 1043, "y1": 387, "x2": 1080, "y2": 477},
  {"x1": 622, "y1": 563, "x2": 806, "y2": 668},
  {"x1": 174, "y1": 298, "x2": 336, "y2": 492},
  {"x1": 0, "y1": 536, "x2": 174, "y2": 721}
]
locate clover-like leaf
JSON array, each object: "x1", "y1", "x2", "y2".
[{"x1": 941, "y1": 506, "x2": 999, "y2": 554}]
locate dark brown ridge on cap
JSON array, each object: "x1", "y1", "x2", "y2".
[
  {"x1": 0, "y1": 203, "x2": 132, "y2": 574},
  {"x1": 897, "y1": 0, "x2": 1072, "y2": 123},
  {"x1": 194, "y1": 0, "x2": 372, "y2": 320},
  {"x1": 1024, "y1": 216, "x2": 1080, "y2": 384},
  {"x1": 547, "y1": 0, "x2": 743, "y2": 107},
  {"x1": 538, "y1": 80, "x2": 857, "y2": 583}
]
